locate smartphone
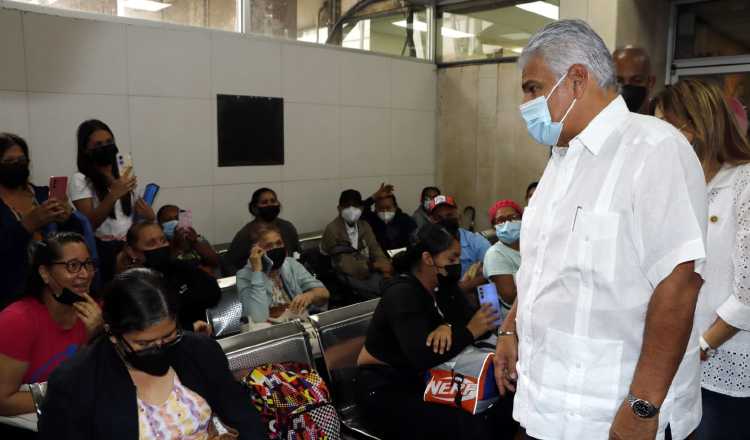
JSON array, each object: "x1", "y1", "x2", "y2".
[
  {"x1": 48, "y1": 176, "x2": 68, "y2": 200},
  {"x1": 116, "y1": 152, "x2": 133, "y2": 176},
  {"x1": 142, "y1": 183, "x2": 160, "y2": 206},
  {"x1": 178, "y1": 208, "x2": 193, "y2": 230},
  {"x1": 477, "y1": 283, "x2": 503, "y2": 328},
  {"x1": 261, "y1": 253, "x2": 274, "y2": 274}
]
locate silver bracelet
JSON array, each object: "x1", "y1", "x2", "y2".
[{"x1": 497, "y1": 330, "x2": 516, "y2": 337}]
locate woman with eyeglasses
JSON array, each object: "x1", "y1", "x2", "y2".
[
  {"x1": 0, "y1": 133, "x2": 76, "y2": 310},
  {"x1": 0, "y1": 232, "x2": 101, "y2": 419},
  {"x1": 38, "y1": 268, "x2": 265, "y2": 440}
]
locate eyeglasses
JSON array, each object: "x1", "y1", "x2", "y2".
[
  {"x1": 121, "y1": 327, "x2": 183, "y2": 352},
  {"x1": 50, "y1": 259, "x2": 97, "y2": 274}
]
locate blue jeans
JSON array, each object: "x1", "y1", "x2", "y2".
[{"x1": 696, "y1": 387, "x2": 750, "y2": 440}]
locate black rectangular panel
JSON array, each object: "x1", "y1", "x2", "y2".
[{"x1": 217, "y1": 94, "x2": 284, "y2": 167}]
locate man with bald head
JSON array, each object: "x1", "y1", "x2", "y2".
[{"x1": 613, "y1": 46, "x2": 656, "y2": 113}]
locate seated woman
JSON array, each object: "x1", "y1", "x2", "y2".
[
  {"x1": 115, "y1": 221, "x2": 220, "y2": 333},
  {"x1": 0, "y1": 232, "x2": 101, "y2": 417},
  {"x1": 38, "y1": 268, "x2": 265, "y2": 439},
  {"x1": 237, "y1": 223, "x2": 329, "y2": 324},
  {"x1": 483, "y1": 199, "x2": 523, "y2": 324},
  {"x1": 0, "y1": 133, "x2": 79, "y2": 309},
  {"x1": 355, "y1": 224, "x2": 503, "y2": 440},
  {"x1": 224, "y1": 187, "x2": 300, "y2": 275}
]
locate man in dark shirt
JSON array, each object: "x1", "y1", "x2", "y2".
[{"x1": 362, "y1": 185, "x2": 417, "y2": 253}]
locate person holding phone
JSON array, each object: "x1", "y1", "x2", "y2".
[
  {"x1": 236, "y1": 223, "x2": 329, "y2": 324},
  {"x1": 37, "y1": 268, "x2": 265, "y2": 440},
  {"x1": 0, "y1": 232, "x2": 101, "y2": 419},
  {"x1": 70, "y1": 120, "x2": 155, "y2": 285},
  {"x1": 354, "y1": 224, "x2": 503, "y2": 439},
  {"x1": 482, "y1": 199, "x2": 523, "y2": 311},
  {"x1": 0, "y1": 133, "x2": 80, "y2": 310},
  {"x1": 157, "y1": 205, "x2": 220, "y2": 276},
  {"x1": 115, "y1": 222, "x2": 220, "y2": 334}
]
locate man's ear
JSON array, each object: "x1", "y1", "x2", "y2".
[{"x1": 568, "y1": 64, "x2": 589, "y2": 99}]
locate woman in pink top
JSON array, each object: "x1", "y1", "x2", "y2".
[{"x1": 0, "y1": 232, "x2": 101, "y2": 417}]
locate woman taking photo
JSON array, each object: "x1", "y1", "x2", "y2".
[
  {"x1": 0, "y1": 232, "x2": 101, "y2": 417},
  {"x1": 0, "y1": 133, "x2": 75, "y2": 308},
  {"x1": 38, "y1": 268, "x2": 265, "y2": 439},
  {"x1": 70, "y1": 120, "x2": 155, "y2": 284},
  {"x1": 236, "y1": 223, "x2": 329, "y2": 324},
  {"x1": 653, "y1": 79, "x2": 750, "y2": 439},
  {"x1": 355, "y1": 224, "x2": 504, "y2": 439},
  {"x1": 224, "y1": 187, "x2": 300, "y2": 275}
]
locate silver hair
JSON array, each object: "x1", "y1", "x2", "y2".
[{"x1": 519, "y1": 19, "x2": 616, "y2": 89}]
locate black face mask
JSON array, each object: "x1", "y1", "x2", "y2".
[
  {"x1": 438, "y1": 218, "x2": 460, "y2": 236},
  {"x1": 118, "y1": 338, "x2": 176, "y2": 376},
  {"x1": 143, "y1": 246, "x2": 171, "y2": 271},
  {"x1": 0, "y1": 161, "x2": 30, "y2": 188},
  {"x1": 621, "y1": 85, "x2": 648, "y2": 113},
  {"x1": 266, "y1": 247, "x2": 287, "y2": 271},
  {"x1": 256, "y1": 205, "x2": 281, "y2": 222},
  {"x1": 437, "y1": 263, "x2": 462, "y2": 287},
  {"x1": 89, "y1": 143, "x2": 118, "y2": 167}
]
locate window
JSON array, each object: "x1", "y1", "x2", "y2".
[
  {"x1": 674, "y1": 0, "x2": 750, "y2": 59},
  {"x1": 15, "y1": 0, "x2": 241, "y2": 32},
  {"x1": 437, "y1": 1, "x2": 559, "y2": 64}
]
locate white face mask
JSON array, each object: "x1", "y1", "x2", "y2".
[
  {"x1": 377, "y1": 211, "x2": 396, "y2": 224},
  {"x1": 341, "y1": 207, "x2": 362, "y2": 224}
]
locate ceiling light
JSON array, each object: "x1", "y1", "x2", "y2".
[
  {"x1": 516, "y1": 1, "x2": 559, "y2": 20},
  {"x1": 498, "y1": 32, "x2": 532, "y2": 41},
  {"x1": 393, "y1": 20, "x2": 475, "y2": 39},
  {"x1": 123, "y1": 0, "x2": 172, "y2": 12}
]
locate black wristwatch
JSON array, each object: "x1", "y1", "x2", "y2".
[{"x1": 626, "y1": 394, "x2": 659, "y2": 419}]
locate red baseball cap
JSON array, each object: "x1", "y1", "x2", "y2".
[
  {"x1": 488, "y1": 199, "x2": 523, "y2": 224},
  {"x1": 428, "y1": 195, "x2": 457, "y2": 213}
]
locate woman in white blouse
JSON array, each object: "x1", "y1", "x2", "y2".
[
  {"x1": 654, "y1": 79, "x2": 750, "y2": 439},
  {"x1": 70, "y1": 120, "x2": 155, "y2": 284}
]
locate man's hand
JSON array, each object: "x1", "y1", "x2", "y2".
[
  {"x1": 494, "y1": 333, "x2": 518, "y2": 396},
  {"x1": 373, "y1": 182, "x2": 394, "y2": 200},
  {"x1": 609, "y1": 400, "x2": 658, "y2": 440},
  {"x1": 289, "y1": 292, "x2": 313, "y2": 314}
]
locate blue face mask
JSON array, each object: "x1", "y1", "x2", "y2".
[
  {"x1": 161, "y1": 220, "x2": 178, "y2": 240},
  {"x1": 519, "y1": 73, "x2": 577, "y2": 146},
  {"x1": 495, "y1": 220, "x2": 522, "y2": 245}
]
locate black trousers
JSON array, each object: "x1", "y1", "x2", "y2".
[
  {"x1": 696, "y1": 387, "x2": 750, "y2": 440},
  {"x1": 355, "y1": 365, "x2": 517, "y2": 440}
]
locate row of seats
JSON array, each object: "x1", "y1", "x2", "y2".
[{"x1": 218, "y1": 298, "x2": 381, "y2": 439}]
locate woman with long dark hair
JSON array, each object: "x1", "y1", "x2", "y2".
[
  {"x1": 653, "y1": 79, "x2": 750, "y2": 439},
  {"x1": 38, "y1": 268, "x2": 265, "y2": 439},
  {"x1": 70, "y1": 120, "x2": 155, "y2": 284},
  {"x1": 0, "y1": 133, "x2": 77, "y2": 309},
  {"x1": 0, "y1": 232, "x2": 100, "y2": 418},
  {"x1": 355, "y1": 224, "x2": 505, "y2": 439}
]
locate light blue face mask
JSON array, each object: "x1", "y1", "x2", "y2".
[
  {"x1": 519, "y1": 73, "x2": 577, "y2": 146},
  {"x1": 161, "y1": 220, "x2": 178, "y2": 240},
  {"x1": 495, "y1": 220, "x2": 522, "y2": 245}
]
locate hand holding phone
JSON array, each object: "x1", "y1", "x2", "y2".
[
  {"x1": 142, "y1": 183, "x2": 160, "y2": 206},
  {"x1": 116, "y1": 152, "x2": 133, "y2": 177},
  {"x1": 178, "y1": 209, "x2": 193, "y2": 230},
  {"x1": 477, "y1": 283, "x2": 502, "y2": 328},
  {"x1": 48, "y1": 176, "x2": 68, "y2": 201}
]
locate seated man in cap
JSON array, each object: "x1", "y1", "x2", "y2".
[
  {"x1": 429, "y1": 195, "x2": 491, "y2": 301},
  {"x1": 321, "y1": 189, "x2": 393, "y2": 299},
  {"x1": 483, "y1": 199, "x2": 523, "y2": 325}
]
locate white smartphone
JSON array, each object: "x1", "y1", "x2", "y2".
[{"x1": 116, "y1": 152, "x2": 133, "y2": 176}]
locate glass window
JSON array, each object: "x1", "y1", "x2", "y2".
[
  {"x1": 674, "y1": 0, "x2": 750, "y2": 59},
  {"x1": 16, "y1": 0, "x2": 240, "y2": 32},
  {"x1": 437, "y1": 1, "x2": 558, "y2": 64}
]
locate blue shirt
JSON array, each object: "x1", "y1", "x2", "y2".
[{"x1": 459, "y1": 228, "x2": 491, "y2": 276}]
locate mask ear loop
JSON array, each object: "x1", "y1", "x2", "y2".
[{"x1": 545, "y1": 73, "x2": 569, "y2": 101}]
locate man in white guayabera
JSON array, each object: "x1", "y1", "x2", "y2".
[{"x1": 493, "y1": 20, "x2": 708, "y2": 440}]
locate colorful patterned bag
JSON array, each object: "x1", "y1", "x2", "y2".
[{"x1": 242, "y1": 362, "x2": 341, "y2": 440}]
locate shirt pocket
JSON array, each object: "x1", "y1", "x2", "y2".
[
  {"x1": 535, "y1": 327, "x2": 624, "y2": 422},
  {"x1": 565, "y1": 210, "x2": 620, "y2": 284}
]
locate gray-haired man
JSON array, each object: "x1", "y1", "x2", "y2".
[{"x1": 494, "y1": 20, "x2": 707, "y2": 440}]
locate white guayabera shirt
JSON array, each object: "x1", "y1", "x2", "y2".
[
  {"x1": 696, "y1": 163, "x2": 750, "y2": 397},
  {"x1": 513, "y1": 96, "x2": 708, "y2": 440}
]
